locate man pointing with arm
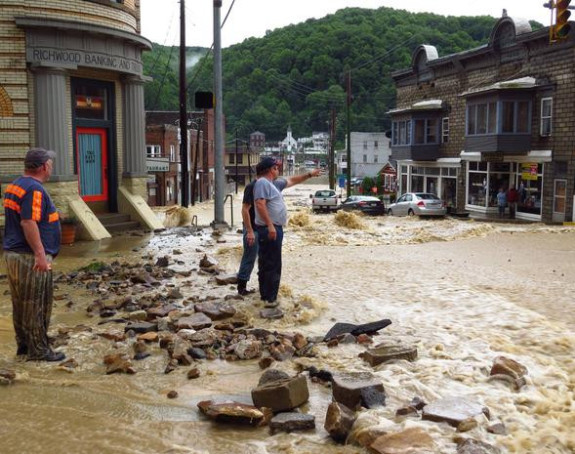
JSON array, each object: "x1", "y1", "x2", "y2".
[{"x1": 253, "y1": 157, "x2": 320, "y2": 307}]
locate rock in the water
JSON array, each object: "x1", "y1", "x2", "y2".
[
  {"x1": 422, "y1": 397, "x2": 488, "y2": 427},
  {"x1": 332, "y1": 372, "x2": 385, "y2": 410},
  {"x1": 0, "y1": 369, "x2": 16, "y2": 385},
  {"x1": 260, "y1": 308, "x2": 284, "y2": 319},
  {"x1": 104, "y1": 353, "x2": 136, "y2": 375},
  {"x1": 258, "y1": 369, "x2": 290, "y2": 386},
  {"x1": 124, "y1": 321, "x2": 157, "y2": 334},
  {"x1": 270, "y1": 412, "x2": 315, "y2": 433},
  {"x1": 175, "y1": 313, "x2": 212, "y2": 331},
  {"x1": 187, "y1": 368, "x2": 200, "y2": 379},
  {"x1": 195, "y1": 301, "x2": 236, "y2": 320},
  {"x1": 252, "y1": 374, "x2": 309, "y2": 412},
  {"x1": 234, "y1": 339, "x2": 262, "y2": 360},
  {"x1": 324, "y1": 401, "x2": 356, "y2": 442},
  {"x1": 324, "y1": 319, "x2": 392, "y2": 341},
  {"x1": 370, "y1": 427, "x2": 436, "y2": 454},
  {"x1": 490, "y1": 356, "x2": 528, "y2": 379},
  {"x1": 197, "y1": 400, "x2": 271, "y2": 426},
  {"x1": 360, "y1": 342, "x2": 418, "y2": 366},
  {"x1": 457, "y1": 439, "x2": 502, "y2": 454},
  {"x1": 215, "y1": 274, "x2": 238, "y2": 285}
]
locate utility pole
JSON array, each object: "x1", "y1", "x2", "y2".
[
  {"x1": 234, "y1": 128, "x2": 238, "y2": 194},
  {"x1": 346, "y1": 71, "x2": 352, "y2": 197},
  {"x1": 179, "y1": 0, "x2": 189, "y2": 207},
  {"x1": 213, "y1": 0, "x2": 226, "y2": 226},
  {"x1": 329, "y1": 107, "x2": 336, "y2": 190},
  {"x1": 191, "y1": 118, "x2": 202, "y2": 205}
]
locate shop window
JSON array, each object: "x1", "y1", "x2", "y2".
[
  {"x1": 517, "y1": 163, "x2": 543, "y2": 215},
  {"x1": 540, "y1": 98, "x2": 552, "y2": 137}
]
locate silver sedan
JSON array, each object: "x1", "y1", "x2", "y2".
[{"x1": 387, "y1": 192, "x2": 446, "y2": 217}]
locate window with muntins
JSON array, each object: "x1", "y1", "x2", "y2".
[
  {"x1": 467, "y1": 100, "x2": 531, "y2": 135},
  {"x1": 146, "y1": 145, "x2": 161, "y2": 157},
  {"x1": 442, "y1": 117, "x2": 449, "y2": 143},
  {"x1": 466, "y1": 102, "x2": 496, "y2": 135},
  {"x1": 413, "y1": 118, "x2": 438, "y2": 144},
  {"x1": 540, "y1": 98, "x2": 552, "y2": 136},
  {"x1": 392, "y1": 120, "x2": 411, "y2": 145}
]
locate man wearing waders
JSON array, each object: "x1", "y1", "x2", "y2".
[{"x1": 3, "y1": 148, "x2": 65, "y2": 361}]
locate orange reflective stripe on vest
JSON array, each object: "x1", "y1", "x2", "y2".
[
  {"x1": 48, "y1": 212, "x2": 59, "y2": 223},
  {"x1": 31, "y1": 190, "x2": 43, "y2": 221},
  {"x1": 5, "y1": 184, "x2": 26, "y2": 198},
  {"x1": 4, "y1": 199, "x2": 21, "y2": 213}
]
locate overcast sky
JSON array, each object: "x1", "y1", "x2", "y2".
[{"x1": 139, "y1": 0, "x2": 553, "y2": 48}]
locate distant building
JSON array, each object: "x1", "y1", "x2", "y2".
[
  {"x1": 348, "y1": 132, "x2": 392, "y2": 178},
  {"x1": 280, "y1": 126, "x2": 298, "y2": 152},
  {"x1": 250, "y1": 131, "x2": 266, "y2": 153}
]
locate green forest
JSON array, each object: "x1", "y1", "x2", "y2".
[{"x1": 142, "y1": 7, "x2": 541, "y2": 144}]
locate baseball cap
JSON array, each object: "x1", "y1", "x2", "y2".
[
  {"x1": 25, "y1": 148, "x2": 56, "y2": 169},
  {"x1": 256, "y1": 156, "x2": 278, "y2": 174}
]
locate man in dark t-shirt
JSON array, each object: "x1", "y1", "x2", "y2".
[
  {"x1": 236, "y1": 176, "x2": 259, "y2": 295},
  {"x1": 3, "y1": 148, "x2": 65, "y2": 362}
]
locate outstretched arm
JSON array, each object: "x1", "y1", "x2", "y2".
[{"x1": 285, "y1": 168, "x2": 321, "y2": 188}]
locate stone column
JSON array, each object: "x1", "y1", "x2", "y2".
[
  {"x1": 123, "y1": 75, "x2": 147, "y2": 177},
  {"x1": 33, "y1": 67, "x2": 71, "y2": 178}
]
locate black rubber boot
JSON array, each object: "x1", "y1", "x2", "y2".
[{"x1": 237, "y1": 279, "x2": 248, "y2": 296}]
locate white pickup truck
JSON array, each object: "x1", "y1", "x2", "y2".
[{"x1": 310, "y1": 189, "x2": 339, "y2": 213}]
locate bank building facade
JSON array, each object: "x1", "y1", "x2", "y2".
[{"x1": 0, "y1": 0, "x2": 163, "y2": 239}]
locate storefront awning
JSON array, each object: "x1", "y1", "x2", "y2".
[{"x1": 460, "y1": 150, "x2": 552, "y2": 162}]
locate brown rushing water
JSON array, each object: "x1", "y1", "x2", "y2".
[{"x1": 1, "y1": 188, "x2": 574, "y2": 454}]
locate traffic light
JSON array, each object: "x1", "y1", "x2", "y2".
[
  {"x1": 554, "y1": 0, "x2": 571, "y2": 40},
  {"x1": 195, "y1": 91, "x2": 214, "y2": 109}
]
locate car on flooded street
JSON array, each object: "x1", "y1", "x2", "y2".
[
  {"x1": 387, "y1": 192, "x2": 446, "y2": 217},
  {"x1": 338, "y1": 195, "x2": 385, "y2": 216}
]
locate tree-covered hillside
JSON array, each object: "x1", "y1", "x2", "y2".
[{"x1": 143, "y1": 7, "x2": 541, "y2": 143}]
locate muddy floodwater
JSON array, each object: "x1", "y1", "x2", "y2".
[{"x1": 1, "y1": 185, "x2": 574, "y2": 454}]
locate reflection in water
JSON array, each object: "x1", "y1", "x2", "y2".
[{"x1": 1, "y1": 213, "x2": 574, "y2": 453}]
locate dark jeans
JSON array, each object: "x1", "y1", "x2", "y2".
[
  {"x1": 237, "y1": 228, "x2": 258, "y2": 282},
  {"x1": 256, "y1": 224, "x2": 283, "y2": 302}
]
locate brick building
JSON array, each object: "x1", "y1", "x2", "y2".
[
  {"x1": 0, "y1": 0, "x2": 163, "y2": 239},
  {"x1": 389, "y1": 14, "x2": 574, "y2": 222}
]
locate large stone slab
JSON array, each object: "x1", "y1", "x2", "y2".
[
  {"x1": 457, "y1": 439, "x2": 502, "y2": 454},
  {"x1": 370, "y1": 427, "x2": 436, "y2": 454},
  {"x1": 332, "y1": 372, "x2": 385, "y2": 410},
  {"x1": 422, "y1": 397, "x2": 488, "y2": 427},
  {"x1": 194, "y1": 301, "x2": 236, "y2": 320},
  {"x1": 175, "y1": 313, "x2": 212, "y2": 330},
  {"x1": 269, "y1": 412, "x2": 315, "y2": 433},
  {"x1": 251, "y1": 374, "x2": 309, "y2": 412},
  {"x1": 197, "y1": 400, "x2": 271, "y2": 426},
  {"x1": 323, "y1": 319, "x2": 392, "y2": 341},
  {"x1": 490, "y1": 356, "x2": 528, "y2": 379},
  {"x1": 360, "y1": 343, "x2": 418, "y2": 366}
]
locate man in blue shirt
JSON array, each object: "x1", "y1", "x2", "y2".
[
  {"x1": 3, "y1": 148, "x2": 65, "y2": 361},
  {"x1": 253, "y1": 157, "x2": 320, "y2": 307}
]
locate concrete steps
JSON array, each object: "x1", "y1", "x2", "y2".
[{"x1": 96, "y1": 213, "x2": 141, "y2": 234}]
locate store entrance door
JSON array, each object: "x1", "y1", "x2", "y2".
[{"x1": 76, "y1": 127, "x2": 108, "y2": 203}]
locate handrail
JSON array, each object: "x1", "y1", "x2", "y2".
[{"x1": 223, "y1": 193, "x2": 234, "y2": 228}]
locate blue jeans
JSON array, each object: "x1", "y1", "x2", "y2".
[
  {"x1": 237, "y1": 228, "x2": 258, "y2": 282},
  {"x1": 256, "y1": 225, "x2": 284, "y2": 302}
]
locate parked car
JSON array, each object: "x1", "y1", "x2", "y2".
[
  {"x1": 387, "y1": 192, "x2": 446, "y2": 217},
  {"x1": 339, "y1": 195, "x2": 385, "y2": 216},
  {"x1": 311, "y1": 189, "x2": 339, "y2": 213}
]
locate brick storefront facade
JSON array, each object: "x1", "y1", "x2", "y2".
[
  {"x1": 0, "y1": 0, "x2": 155, "y2": 239},
  {"x1": 389, "y1": 15, "x2": 574, "y2": 222}
]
